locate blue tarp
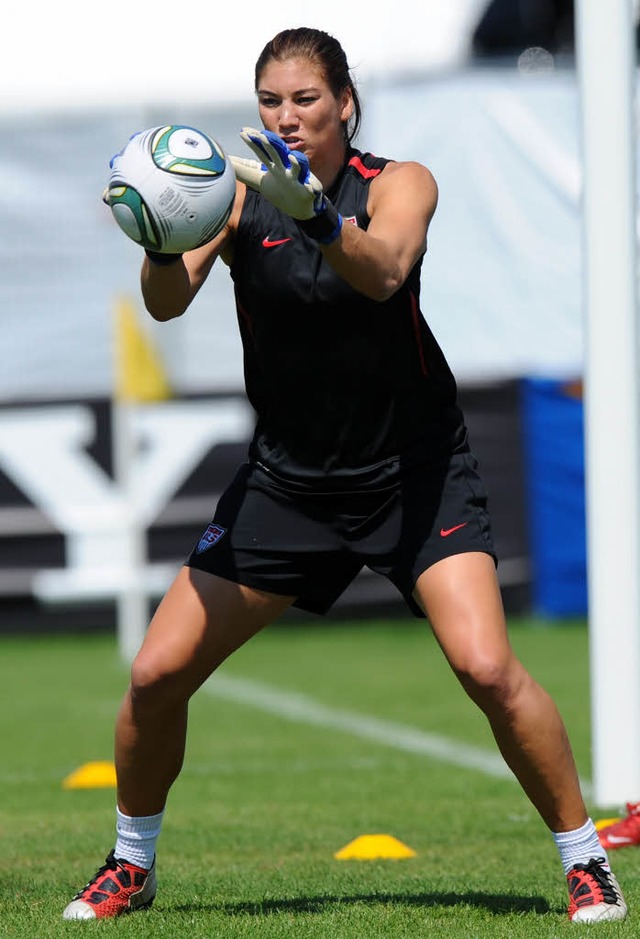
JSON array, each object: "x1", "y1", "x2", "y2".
[{"x1": 521, "y1": 377, "x2": 587, "y2": 616}]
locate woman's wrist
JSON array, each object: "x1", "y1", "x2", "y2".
[
  {"x1": 144, "y1": 249, "x2": 184, "y2": 266},
  {"x1": 296, "y1": 199, "x2": 343, "y2": 245}
]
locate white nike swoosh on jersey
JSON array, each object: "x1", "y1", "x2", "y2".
[{"x1": 605, "y1": 834, "x2": 634, "y2": 844}]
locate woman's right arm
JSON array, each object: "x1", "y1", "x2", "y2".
[{"x1": 141, "y1": 181, "x2": 245, "y2": 322}]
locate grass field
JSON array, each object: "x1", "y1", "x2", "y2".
[{"x1": 0, "y1": 617, "x2": 636, "y2": 937}]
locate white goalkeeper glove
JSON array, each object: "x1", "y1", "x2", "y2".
[{"x1": 230, "y1": 127, "x2": 343, "y2": 244}]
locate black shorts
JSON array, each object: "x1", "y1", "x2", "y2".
[{"x1": 186, "y1": 452, "x2": 496, "y2": 617}]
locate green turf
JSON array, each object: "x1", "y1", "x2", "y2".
[{"x1": 0, "y1": 617, "x2": 636, "y2": 937}]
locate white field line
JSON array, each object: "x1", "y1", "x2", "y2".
[
  {"x1": 206, "y1": 674, "x2": 592, "y2": 797},
  {"x1": 0, "y1": 676, "x2": 592, "y2": 793}
]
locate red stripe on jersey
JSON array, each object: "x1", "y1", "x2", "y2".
[
  {"x1": 410, "y1": 291, "x2": 428, "y2": 376},
  {"x1": 347, "y1": 155, "x2": 382, "y2": 179}
]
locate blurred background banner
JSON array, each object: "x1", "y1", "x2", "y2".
[{"x1": 0, "y1": 0, "x2": 637, "y2": 631}]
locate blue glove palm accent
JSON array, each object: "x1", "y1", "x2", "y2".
[
  {"x1": 229, "y1": 127, "x2": 326, "y2": 219},
  {"x1": 251, "y1": 130, "x2": 313, "y2": 186}
]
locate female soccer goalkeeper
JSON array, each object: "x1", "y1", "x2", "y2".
[{"x1": 64, "y1": 26, "x2": 626, "y2": 925}]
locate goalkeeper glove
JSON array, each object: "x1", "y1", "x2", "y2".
[{"x1": 230, "y1": 127, "x2": 343, "y2": 244}]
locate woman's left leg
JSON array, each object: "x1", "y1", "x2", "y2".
[
  {"x1": 413, "y1": 551, "x2": 628, "y2": 922},
  {"x1": 413, "y1": 551, "x2": 586, "y2": 832}
]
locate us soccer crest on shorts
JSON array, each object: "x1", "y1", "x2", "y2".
[{"x1": 196, "y1": 523, "x2": 227, "y2": 553}]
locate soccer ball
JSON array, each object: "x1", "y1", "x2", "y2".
[{"x1": 106, "y1": 125, "x2": 236, "y2": 253}]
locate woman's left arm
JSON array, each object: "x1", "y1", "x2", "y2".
[
  {"x1": 321, "y1": 161, "x2": 438, "y2": 302},
  {"x1": 230, "y1": 130, "x2": 437, "y2": 302}
]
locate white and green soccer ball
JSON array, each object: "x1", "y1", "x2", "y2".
[{"x1": 106, "y1": 125, "x2": 236, "y2": 253}]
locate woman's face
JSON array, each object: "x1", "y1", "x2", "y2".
[{"x1": 256, "y1": 57, "x2": 352, "y2": 170}]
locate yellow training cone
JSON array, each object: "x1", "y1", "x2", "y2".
[
  {"x1": 63, "y1": 761, "x2": 117, "y2": 790},
  {"x1": 335, "y1": 834, "x2": 417, "y2": 860}
]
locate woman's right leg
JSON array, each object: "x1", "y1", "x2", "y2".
[
  {"x1": 63, "y1": 567, "x2": 294, "y2": 920},
  {"x1": 116, "y1": 566, "x2": 295, "y2": 816}
]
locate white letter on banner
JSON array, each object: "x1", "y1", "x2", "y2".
[{"x1": 0, "y1": 400, "x2": 252, "y2": 601}]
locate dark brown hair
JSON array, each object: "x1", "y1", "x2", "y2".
[{"x1": 254, "y1": 27, "x2": 362, "y2": 143}]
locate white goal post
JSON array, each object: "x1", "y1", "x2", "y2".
[{"x1": 576, "y1": 0, "x2": 640, "y2": 806}]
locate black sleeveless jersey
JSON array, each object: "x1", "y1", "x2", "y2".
[{"x1": 230, "y1": 147, "x2": 466, "y2": 488}]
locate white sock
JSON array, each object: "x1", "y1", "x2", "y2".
[
  {"x1": 115, "y1": 807, "x2": 164, "y2": 870},
  {"x1": 553, "y1": 817, "x2": 610, "y2": 874}
]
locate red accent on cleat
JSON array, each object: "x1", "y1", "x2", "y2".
[
  {"x1": 598, "y1": 802, "x2": 640, "y2": 850},
  {"x1": 567, "y1": 857, "x2": 627, "y2": 923},
  {"x1": 62, "y1": 850, "x2": 156, "y2": 920}
]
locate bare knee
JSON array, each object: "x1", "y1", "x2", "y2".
[
  {"x1": 453, "y1": 652, "x2": 528, "y2": 715},
  {"x1": 129, "y1": 649, "x2": 198, "y2": 712}
]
